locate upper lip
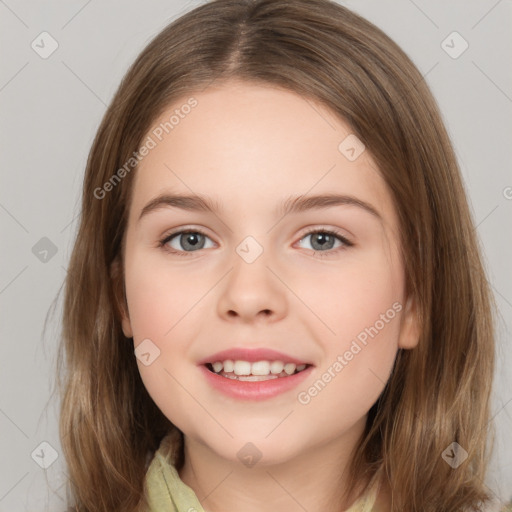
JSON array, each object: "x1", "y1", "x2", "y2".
[{"x1": 197, "y1": 348, "x2": 312, "y2": 366}]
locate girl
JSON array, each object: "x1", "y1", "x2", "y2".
[{"x1": 56, "y1": 0, "x2": 500, "y2": 510}]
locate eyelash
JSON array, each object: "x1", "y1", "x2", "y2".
[{"x1": 158, "y1": 227, "x2": 354, "y2": 258}]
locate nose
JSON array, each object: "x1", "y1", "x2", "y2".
[{"x1": 216, "y1": 246, "x2": 288, "y2": 324}]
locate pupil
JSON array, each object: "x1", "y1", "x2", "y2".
[{"x1": 187, "y1": 234, "x2": 198, "y2": 245}]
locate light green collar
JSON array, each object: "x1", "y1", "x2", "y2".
[{"x1": 144, "y1": 430, "x2": 205, "y2": 512}]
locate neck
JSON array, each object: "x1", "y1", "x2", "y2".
[{"x1": 178, "y1": 416, "x2": 370, "y2": 512}]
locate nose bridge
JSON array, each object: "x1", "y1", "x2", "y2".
[
  {"x1": 229, "y1": 233, "x2": 273, "y2": 292},
  {"x1": 217, "y1": 232, "x2": 286, "y2": 320},
  {"x1": 235, "y1": 234, "x2": 267, "y2": 266}
]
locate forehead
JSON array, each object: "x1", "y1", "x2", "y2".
[{"x1": 128, "y1": 81, "x2": 397, "y2": 230}]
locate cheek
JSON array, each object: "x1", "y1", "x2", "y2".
[
  {"x1": 123, "y1": 260, "x2": 197, "y2": 431},
  {"x1": 123, "y1": 251, "x2": 212, "y2": 428},
  {"x1": 294, "y1": 244, "x2": 404, "y2": 346},
  {"x1": 123, "y1": 250, "x2": 206, "y2": 340},
  {"x1": 292, "y1": 248, "x2": 403, "y2": 414}
]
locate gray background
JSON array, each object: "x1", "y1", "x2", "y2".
[{"x1": 1, "y1": 0, "x2": 511, "y2": 510}]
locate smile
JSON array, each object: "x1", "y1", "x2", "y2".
[
  {"x1": 206, "y1": 359, "x2": 309, "y2": 381},
  {"x1": 201, "y1": 360, "x2": 313, "y2": 400}
]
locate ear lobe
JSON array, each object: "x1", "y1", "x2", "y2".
[
  {"x1": 397, "y1": 295, "x2": 420, "y2": 350},
  {"x1": 110, "y1": 257, "x2": 133, "y2": 338}
]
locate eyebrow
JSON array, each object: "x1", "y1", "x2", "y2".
[{"x1": 138, "y1": 192, "x2": 382, "y2": 222}]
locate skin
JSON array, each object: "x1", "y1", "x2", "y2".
[{"x1": 118, "y1": 80, "x2": 419, "y2": 512}]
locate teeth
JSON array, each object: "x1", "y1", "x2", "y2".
[
  {"x1": 238, "y1": 374, "x2": 278, "y2": 381},
  {"x1": 284, "y1": 363, "x2": 296, "y2": 375},
  {"x1": 233, "y1": 360, "x2": 252, "y2": 376},
  {"x1": 270, "y1": 361, "x2": 284, "y2": 374},
  {"x1": 223, "y1": 360, "x2": 234, "y2": 373},
  {"x1": 208, "y1": 359, "x2": 308, "y2": 378},
  {"x1": 251, "y1": 361, "x2": 270, "y2": 375}
]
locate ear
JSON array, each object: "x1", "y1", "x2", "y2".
[
  {"x1": 110, "y1": 257, "x2": 133, "y2": 338},
  {"x1": 397, "y1": 295, "x2": 420, "y2": 349}
]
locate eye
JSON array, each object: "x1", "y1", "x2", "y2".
[
  {"x1": 296, "y1": 228, "x2": 353, "y2": 256},
  {"x1": 158, "y1": 227, "x2": 353, "y2": 257},
  {"x1": 158, "y1": 229, "x2": 215, "y2": 256}
]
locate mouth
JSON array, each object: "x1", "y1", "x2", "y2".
[{"x1": 204, "y1": 360, "x2": 312, "y2": 381}]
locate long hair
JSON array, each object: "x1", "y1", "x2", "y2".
[{"x1": 55, "y1": 0, "x2": 496, "y2": 510}]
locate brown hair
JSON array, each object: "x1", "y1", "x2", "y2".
[{"x1": 55, "y1": 0, "x2": 497, "y2": 510}]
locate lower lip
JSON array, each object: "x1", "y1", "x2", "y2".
[{"x1": 199, "y1": 364, "x2": 313, "y2": 401}]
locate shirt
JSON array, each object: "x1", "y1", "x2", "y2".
[{"x1": 143, "y1": 431, "x2": 381, "y2": 512}]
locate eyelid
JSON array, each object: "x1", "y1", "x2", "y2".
[{"x1": 298, "y1": 225, "x2": 353, "y2": 244}]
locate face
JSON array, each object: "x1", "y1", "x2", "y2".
[{"x1": 117, "y1": 80, "x2": 419, "y2": 466}]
